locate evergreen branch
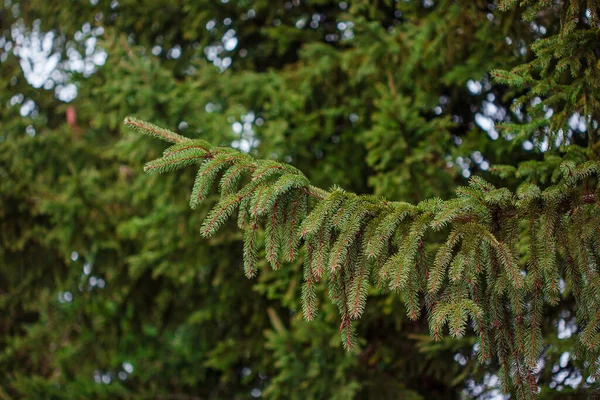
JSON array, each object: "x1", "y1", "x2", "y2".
[
  {"x1": 129, "y1": 117, "x2": 600, "y2": 393},
  {"x1": 144, "y1": 149, "x2": 209, "y2": 174},
  {"x1": 124, "y1": 117, "x2": 187, "y2": 143},
  {"x1": 163, "y1": 140, "x2": 212, "y2": 156},
  {"x1": 265, "y1": 199, "x2": 282, "y2": 270}
]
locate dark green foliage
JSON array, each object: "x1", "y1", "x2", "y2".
[
  {"x1": 4, "y1": 0, "x2": 600, "y2": 399},
  {"x1": 127, "y1": 0, "x2": 600, "y2": 397}
]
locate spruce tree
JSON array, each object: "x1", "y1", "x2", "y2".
[
  {"x1": 127, "y1": 1, "x2": 600, "y2": 398},
  {"x1": 2, "y1": 0, "x2": 600, "y2": 398}
]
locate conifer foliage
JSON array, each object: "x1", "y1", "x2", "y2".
[
  {"x1": 127, "y1": 1, "x2": 600, "y2": 397},
  {"x1": 127, "y1": 116, "x2": 600, "y2": 397}
]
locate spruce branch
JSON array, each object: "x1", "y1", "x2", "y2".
[{"x1": 126, "y1": 117, "x2": 600, "y2": 396}]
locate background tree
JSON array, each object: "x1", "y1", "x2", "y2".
[{"x1": 1, "y1": 0, "x2": 598, "y2": 399}]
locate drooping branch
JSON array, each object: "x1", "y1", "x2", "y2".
[{"x1": 125, "y1": 117, "x2": 600, "y2": 397}]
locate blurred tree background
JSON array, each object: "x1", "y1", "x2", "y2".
[{"x1": 0, "y1": 0, "x2": 596, "y2": 398}]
